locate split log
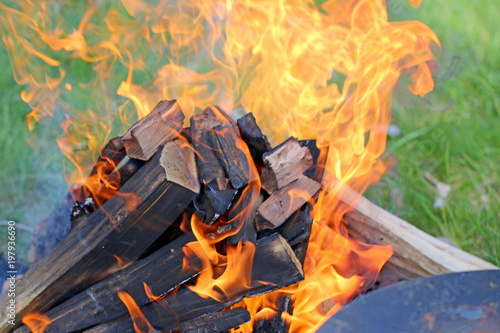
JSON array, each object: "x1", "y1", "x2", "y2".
[
  {"x1": 190, "y1": 114, "x2": 228, "y2": 189},
  {"x1": 226, "y1": 191, "x2": 263, "y2": 245},
  {"x1": 259, "y1": 203, "x2": 313, "y2": 246},
  {"x1": 260, "y1": 137, "x2": 313, "y2": 194},
  {"x1": 214, "y1": 123, "x2": 257, "y2": 189},
  {"x1": 83, "y1": 233, "x2": 303, "y2": 333},
  {"x1": 254, "y1": 141, "x2": 329, "y2": 332},
  {"x1": 28, "y1": 137, "x2": 147, "y2": 263},
  {"x1": 336, "y1": 181, "x2": 498, "y2": 281},
  {"x1": 179, "y1": 307, "x2": 251, "y2": 333},
  {"x1": 14, "y1": 234, "x2": 200, "y2": 333},
  {"x1": 194, "y1": 186, "x2": 238, "y2": 225},
  {"x1": 0, "y1": 140, "x2": 200, "y2": 332},
  {"x1": 299, "y1": 139, "x2": 328, "y2": 183},
  {"x1": 121, "y1": 100, "x2": 184, "y2": 161},
  {"x1": 256, "y1": 175, "x2": 321, "y2": 230},
  {"x1": 236, "y1": 112, "x2": 272, "y2": 163}
]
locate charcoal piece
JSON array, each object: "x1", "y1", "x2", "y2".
[{"x1": 236, "y1": 112, "x2": 272, "y2": 163}]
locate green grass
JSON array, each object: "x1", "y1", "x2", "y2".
[
  {"x1": 0, "y1": 46, "x2": 66, "y2": 263},
  {"x1": 365, "y1": 0, "x2": 500, "y2": 265},
  {"x1": 0, "y1": 0, "x2": 498, "y2": 267}
]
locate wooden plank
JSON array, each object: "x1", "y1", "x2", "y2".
[
  {"x1": 82, "y1": 233, "x2": 304, "y2": 333},
  {"x1": 0, "y1": 141, "x2": 199, "y2": 332},
  {"x1": 335, "y1": 180, "x2": 498, "y2": 280},
  {"x1": 260, "y1": 137, "x2": 313, "y2": 194},
  {"x1": 13, "y1": 234, "x2": 199, "y2": 333},
  {"x1": 256, "y1": 175, "x2": 321, "y2": 230},
  {"x1": 121, "y1": 100, "x2": 185, "y2": 161}
]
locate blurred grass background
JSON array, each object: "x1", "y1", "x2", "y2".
[{"x1": 0, "y1": 0, "x2": 498, "y2": 266}]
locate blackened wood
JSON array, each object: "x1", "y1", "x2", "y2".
[
  {"x1": 72, "y1": 137, "x2": 127, "y2": 209},
  {"x1": 253, "y1": 293, "x2": 291, "y2": 333},
  {"x1": 0, "y1": 142, "x2": 199, "y2": 332},
  {"x1": 260, "y1": 137, "x2": 314, "y2": 193},
  {"x1": 28, "y1": 139, "x2": 143, "y2": 264},
  {"x1": 86, "y1": 137, "x2": 126, "y2": 184},
  {"x1": 194, "y1": 186, "x2": 238, "y2": 225},
  {"x1": 121, "y1": 100, "x2": 184, "y2": 161},
  {"x1": 83, "y1": 233, "x2": 304, "y2": 333},
  {"x1": 258, "y1": 204, "x2": 313, "y2": 246},
  {"x1": 299, "y1": 139, "x2": 329, "y2": 183},
  {"x1": 214, "y1": 123, "x2": 257, "y2": 189},
  {"x1": 236, "y1": 112, "x2": 271, "y2": 163},
  {"x1": 13, "y1": 234, "x2": 199, "y2": 333},
  {"x1": 203, "y1": 106, "x2": 237, "y2": 128},
  {"x1": 179, "y1": 307, "x2": 251, "y2": 333},
  {"x1": 190, "y1": 114, "x2": 228, "y2": 189},
  {"x1": 226, "y1": 191, "x2": 263, "y2": 246},
  {"x1": 115, "y1": 157, "x2": 145, "y2": 187},
  {"x1": 256, "y1": 175, "x2": 321, "y2": 230}
]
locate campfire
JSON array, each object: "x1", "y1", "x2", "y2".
[{"x1": 0, "y1": 0, "x2": 497, "y2": 332}]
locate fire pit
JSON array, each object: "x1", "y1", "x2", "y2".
[{"x1": 0, "y1": 0, "x2": 497, "y2": 332}]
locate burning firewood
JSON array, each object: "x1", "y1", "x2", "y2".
[
  {"x1": 260, "y1": 137, "x2": 314, "y2": 193},
  {"x1": 190, "y1": 113, "x2": 228, "y2": 190},
  {"x1": 236, "y1": 112, "x2": 272, "y2": 163},
  {"x1": 256, "y1": 175, "x2": 322, "y2": 230},
  {"x1": 6, "y1": 100, "x2": 494, "y2": 333},
  {"x1": 13, "y1": 234, "x2": 199, "y2": 333},
  {"x1": 177, "y1": 307, "x2": 251, "y2": 333},
  {"x1": 6, "y1": 102, "x2": 329, "y2": 333},
  {"x1": 121, "y1": 100, "x2": 185, "y2": 161},
  {"x1": 81, "y1": 233, "x2": 304, "y2": 333},
  {"x1": 0, "y1": 113, "x2": 200, "y2": 329}
]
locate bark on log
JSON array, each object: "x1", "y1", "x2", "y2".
[
  {"x1": 0, "y1": 141, "x2": 199, "y2": 333},
  {"x1": 83, "y1": 233, "x2": 303, "y2": 333},
  {"x1": 121, "y1": 100, "x2": 184, "y2": 161}
]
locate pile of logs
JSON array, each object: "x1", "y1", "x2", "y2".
[
  {"x1": 1, "y1": 101, "x2": 328, "y2": 333},
  {"x1": 1, "y1": 100, "x2": 496, "y2": 333}
]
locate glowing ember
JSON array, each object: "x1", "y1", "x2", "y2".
[{"x1": 2, "y1": 0, "x2": 439, "y2": 331}]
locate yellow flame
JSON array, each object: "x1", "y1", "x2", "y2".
[{"x1": 21, "y1": 313, "x2": 51, "y2": 333}]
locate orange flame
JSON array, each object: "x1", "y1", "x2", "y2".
[
  {"x1": 118, "y1": 291, "x2": 155, "y2": 333},
  {"x1": 21, "y1": 313, "x2": 51, "y2": 333},
  {"x1": 2, "y1": 0, "x2": 439, "y2": 331}
]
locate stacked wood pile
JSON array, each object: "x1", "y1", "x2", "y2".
[
  {"x1": 1, "y1": 100, "x2": 496, "y2": 333},
  {"x1": 1, "y1": 101, "x2": 328, "y2": 333}
]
